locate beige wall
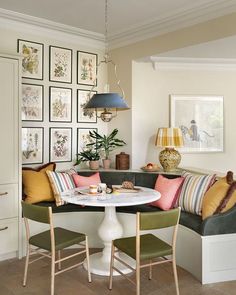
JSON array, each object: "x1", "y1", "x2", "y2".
[
  {"x1": 0, "y1": 24, "x2": 107, "y2": 170},
  {"x1": 132, "y1": 62, "x2": 236, "y2": 173},
  {"x1": 1, "y1": 12, "x2": 236, "y2": 171},
  {"x1": 109, "y1": 12, "x2": 236, "y2": 172}
]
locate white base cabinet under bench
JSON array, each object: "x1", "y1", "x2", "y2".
[{"x1": 202, "y1": 233, "x2": 236, "y2": 284}]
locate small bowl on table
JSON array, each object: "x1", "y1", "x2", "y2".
[{"x1": 141, "y1": 164, "x2": 160, "y2": 172}]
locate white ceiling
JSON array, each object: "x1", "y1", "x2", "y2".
[{"x1": 0, "y1": 0, "x2": 236, "y2": 47}]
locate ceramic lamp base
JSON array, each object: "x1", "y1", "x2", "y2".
[{"x1": 159, "y1": 148, "x2": 181, "y2": 172}]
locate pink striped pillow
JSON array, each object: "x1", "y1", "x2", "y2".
[
  {"x1": 72, "y1": 172, "x2": 101, "y2": 187},
  {"x1": 151, "y1": 175, "x2": 184, "y2": 210}
]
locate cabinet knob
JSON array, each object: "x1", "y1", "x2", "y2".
[
  {"x1": 0, "y1": 192, "x2": 8, "y2": 196},
  {"x1": 0, "y1": 226, "x2": 8, "y2": 231}
]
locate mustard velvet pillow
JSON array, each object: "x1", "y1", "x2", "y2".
[
  {"x1": 202, "y1": 171, "x2": 236, "y2": 220},
  {"x1": 22, "y1": 163, "x2": 56, "y2": 204}
]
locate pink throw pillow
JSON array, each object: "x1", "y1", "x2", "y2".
[
  {"x1": 72, "y1": 172, "x2": 101, "y2": 187},
  {"x1": 151, "y1": 175, "x2": 184, "y2": 210}
]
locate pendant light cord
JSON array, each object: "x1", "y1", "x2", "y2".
[
  {"x1": 89, "y1": 0, "x2": 125, "y2": 99},
  {"x1": 105, "y1": 0, "x2": 108, "y2": 58}
]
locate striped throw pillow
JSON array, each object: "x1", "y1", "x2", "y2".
[
  {"x1": 46, "y1": 171, "x2": 75, "y2": 206},
  {"x1": 178, "y1": 172, "x2": 216, "y2": 215}
]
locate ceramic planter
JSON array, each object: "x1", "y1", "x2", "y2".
[
  {"x1": 103, "y1": 159, "x2": 111, "y2": 169},
  {"x1": 89, "y1": 160, "x2": 99, "y2": 170}
]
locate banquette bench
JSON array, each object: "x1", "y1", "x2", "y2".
[{"x1": 32, "y1": 170, "x2": 236, "y2": 285}]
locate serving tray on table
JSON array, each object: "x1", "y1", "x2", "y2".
[{"x1": 112, "y1": 187, "x2": 142, "y2": 193}]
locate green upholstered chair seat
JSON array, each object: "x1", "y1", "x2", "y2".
[
  {"x1": 21, "y1": 202, "x2": 91, "y2": 295},
  {"x1": 114, "y1": 233, "x2": 172, "y2": 261},
  {"x1": 29, "y1": 227, "x2": 86, "y2": 251}
]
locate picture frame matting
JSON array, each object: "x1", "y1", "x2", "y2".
[
  {"x1": 17, "y1": 39, "x2": 44, "y2": 80},
  {"x1": 22, "y1": 127, "x2": 44, "y2": 165},
  {"x1": 77, "y1": 50, "x2": 97, "y2": 86},
  {"x1": 49, "y1": 127, "x2": 72, "y2": 162},
  {"x1": 170, "y1": 94, "x2": 224, "y2": 153},
  {"x1": 49, "y1": 45, "x2": 72, "y2": 84}
]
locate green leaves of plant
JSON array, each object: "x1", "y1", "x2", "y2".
[
  {"x1": 75, "y1": 149, "x2": 100, "y2": 166},
  {"x1": 75, "y1": 128, "x2": 126, "y2": 165},
  {"x1": 87, "y1": 128, "x2": 126, "y2": 159}
]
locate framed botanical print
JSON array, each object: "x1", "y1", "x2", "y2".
[
  {"x1": 22, "y1": 84, "x2": 43, "y2": 121},
  {"x1": 77, "y1": 128, "x2": 97, "y2": 153},
  {"x1": 170, "y1": 95, "x2": 224, "y2": 153},
  {"x1": 49, "y1": 46, "x2": 72, "y2": 83},
  {"x1": 17, "y1": 39, "x2": 44, "y2": 80},
  {"x1": 22, "y1": 127, "x2": 44, "y2": 165},
  {"x1": 49, "y1": 128, "x2": 72, "y2": 162},
  {"x1": 49, "y1": 86, "x2": 72, "y2": 122},
  {"x1": 77, "y1": 89, "x2": 97, "y2": 123},
  {"x1": 77, "y1": 51, "x2": 97, "y2": 86}
]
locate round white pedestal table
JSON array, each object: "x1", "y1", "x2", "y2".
[{"x1": 61, "y1": 187, "x2": 160, "y2": 276}]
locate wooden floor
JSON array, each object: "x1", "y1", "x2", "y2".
[{"x1": 0, "y1": 249, "x2": 235, "y2": 295}]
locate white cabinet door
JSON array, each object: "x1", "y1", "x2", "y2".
[
  {"x1": 0, "y1": 184, "x2": 18, "y2": 219},
  {"x1": 0, "y1": 56, "x2": 19, "y2": 184},
  {"x1": 0, "y1": 218, "x2": 18, "y2": 256}
]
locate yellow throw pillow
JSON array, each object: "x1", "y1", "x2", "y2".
[
  {"x1": 202, "y1": 178, "x2": 229, "y2": 220},
  {"x1": 202, "y1": 171, "x2": 236, "y2": 220},
  {"x1": 22, "y1": 163, "x2": 56, "y2": 204}
]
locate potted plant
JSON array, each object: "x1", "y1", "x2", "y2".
[
  {"x1": 75, "y1": 149, "x2": 100, "y2": 170},
  {"x1": 87, "y1": 128, "x2": 126, "y2": 169}
]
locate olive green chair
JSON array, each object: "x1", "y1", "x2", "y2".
[
  {"x1": 109, "y1": 207, "x2": 181, "y2": 295},
  {"x1": 21, "y1": 201, "x2": 91, "y2": 295}
]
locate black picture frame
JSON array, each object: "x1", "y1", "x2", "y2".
[
  {"x1": 17, "y1": 39, "x2": 44, "y2": 80},
  {"x1": 22, "y1": 83, "x2": 44, "y2": 122},
  {"x1": 49, "y1": 86, "x2": 72, "y2": 123},
  {"x1": 77, "y1": 89, "x2": 97, "y2": 123},
  {"x1": 77, "y1": 127, "x2": 98, "y2": 154},
  {"x1": 49, "y1": 127, "x2": 72, "y2": 163},
  {"x1": 77, "y1": 50, "x2": 98, "y2": 86},
  {"x1": 49, "y1": 45, "x2": 72, "y2": 84},
  {"x1": 22, "y1": 127, "x2": 44, "y2": 165}
]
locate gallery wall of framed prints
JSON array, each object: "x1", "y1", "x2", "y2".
[{"x1": 18, "y1": 37, "x2": 106, "y2": 168}]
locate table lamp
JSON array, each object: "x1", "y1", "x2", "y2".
[{"x1": 155, "y1": 127, "x2": 183, "y2": 172}]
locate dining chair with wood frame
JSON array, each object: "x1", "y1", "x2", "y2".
[
  {"x1": 21, "y1": 201, "x2": 91, "y2": 295},
  {"x1": 109, "y1": 207, "x2": 181, "y2": 295}
]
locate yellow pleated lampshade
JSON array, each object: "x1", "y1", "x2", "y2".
[{"x1": 155, "y1": 127, "x2": 183, "y2": 148}]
